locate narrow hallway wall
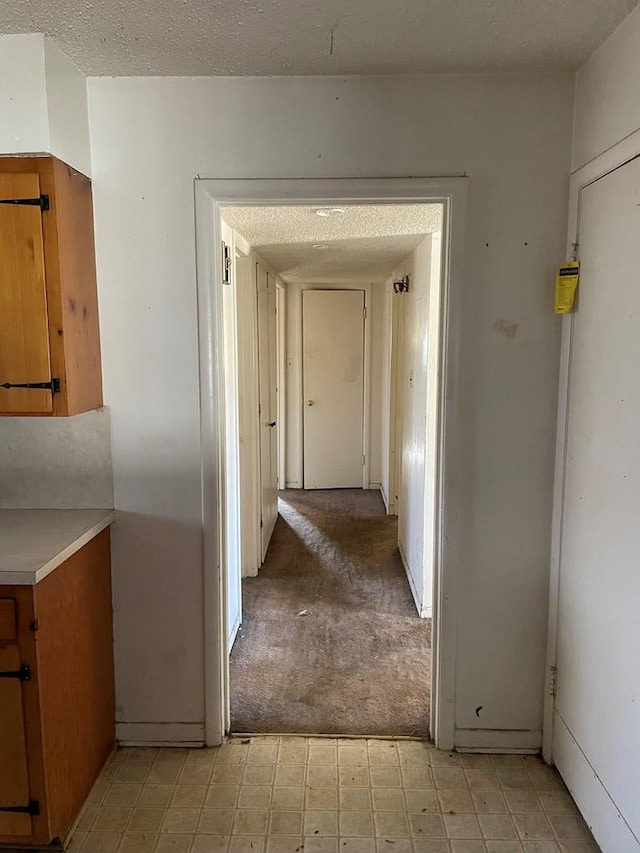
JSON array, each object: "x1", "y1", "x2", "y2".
[{"x1": 383, "y1": 232, "x2": 441, "y2": 617}]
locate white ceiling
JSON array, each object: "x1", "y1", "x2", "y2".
[
  {"x1": 1, "y1": 0, "x2": 638, "y2": 76},
  {"x1": 222, "y1": 204, "x2": 442, "y2": 284}
]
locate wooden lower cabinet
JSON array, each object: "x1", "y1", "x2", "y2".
[{"x1": 0, "y1": 529, "x2": 115, "y2": 848}]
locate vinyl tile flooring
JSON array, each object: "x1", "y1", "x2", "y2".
[{"x1": 68, "y1": 737, "x2": 601, "y2": 853}]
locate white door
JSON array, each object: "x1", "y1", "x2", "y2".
[
  {"x1": 257, "y1": 263, "x2": 278, "y2": 559},
  {"x1": 303, "y1": 290, "x2": 365, "y2": 489},
  {"x1": 553, "y1": 157, "x2": 640, "y2": 849}
]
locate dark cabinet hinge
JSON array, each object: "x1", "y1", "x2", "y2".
[
  {"x1": 0, "y1": 194, "x2": 49, "y2": 211},
  {"x1": 0, "y1": 664, "x2": 31, "y2": 682},
  {"x1": 1, "y1": 379, "x2": 60, "y2": 393},
  {"x1": 0, "y1": 800, "x2": 40, "y2": 816}
]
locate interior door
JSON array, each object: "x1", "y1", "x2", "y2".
[
  {"x1": 554, "y1": 157, "x2": 640, "y2": 847},
  {"x1": 0, "y1": 600, "x2": 32, "y2": 837},
  {"x1": 257, "y1": 264, "x2": 278, "y2": 560},
  {"x1": 303, "y1": 290, "x2": 365, "y2": 489},
  {"x1": 0, "y1": 172, "x2": 52, "y2": 414}
]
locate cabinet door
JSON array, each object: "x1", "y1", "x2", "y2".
[
  {"x1": 0, "y1": 172, "x2": 53, "y2": 414},
  {"x1": 0, "y1": 600, "x2": 32, "y2": 836}
]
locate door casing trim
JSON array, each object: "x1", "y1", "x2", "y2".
[{"x1": 194, "y1": 177, "x2": 468, "y2": 748}]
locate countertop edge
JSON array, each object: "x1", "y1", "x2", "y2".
[{"x1": 0, "y1": 510, "x2": 116, "y2": 586}]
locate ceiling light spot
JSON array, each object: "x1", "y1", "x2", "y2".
[{"x1": 314, "y1": 207, "x2": 346, "y2": 218}]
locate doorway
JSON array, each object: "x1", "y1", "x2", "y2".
[
  {"x1": 194, "y1": 178, "x2": 467, "y2": 749},
  {"x1": 224, "y1": 203, "x2": 441, "y2": 736},
  {"x1": 545, "y1": 155, "x2": 640, "y2": 847}
]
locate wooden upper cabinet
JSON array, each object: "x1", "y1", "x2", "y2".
[{"x1": 0, "y1": 156, "x2": 103, "y2": 416}]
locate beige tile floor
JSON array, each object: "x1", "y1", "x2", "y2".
[{"x1": 69, "y1": 737, "x2": 600, "y2": 853}]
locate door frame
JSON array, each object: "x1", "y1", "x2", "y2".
[
  {"x1": 194, "y1": 177, "x2": 468, "y2": 748},
  {"x1": 542, "y1": 130, "x2": 640, "y2": 764}
]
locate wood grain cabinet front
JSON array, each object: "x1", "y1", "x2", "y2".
[
  {"x1": 0, "y1": 155, "x2": 103, "y2": 416},
  {"x1": 0, "y1": 530, "x2": 115, "y2": 849}
]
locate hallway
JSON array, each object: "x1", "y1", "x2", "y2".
[{"x1": 230, "y1": 490, "x2": 431, "y2": 736}]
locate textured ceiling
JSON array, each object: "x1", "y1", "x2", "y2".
[
  {"x1": 222, "y1": 204, "x2": 442, "y2": 284},
  {"x1": 1, "y1": 0, "x2": 638, "y2": 75}
]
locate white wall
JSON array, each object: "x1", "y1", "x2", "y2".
[
  {"x1": 284, "y1": 281, "x2": 383, "y2": 490},
  {"x1": 235, "y1": 254, "x2": 261, "y2": 579},
  {"x1": 551, "y1": 6, "x2": 640, "y2": 849},
  {"x1": 572, "y1": 3, "x2": 640, "y2": 172},
  {"x1": 85, "y1": 72, "x2": 573, "y2": 746},
  {"x1": 0, "y1": 34, "x2": 91, "y2": 175},
  {"x1": 0, "y1": 35, "x2": 49, "y2": 155},
  {"x1": 44, "y1": 38, "x2": 92, "y2": 176},
  {"x1": 380, "y1": 280, "x2": 394, "y2": 511},
  {"x1": 0, "y1": 408, "x2": 113, "y2": 509},
  {"x1": 391, "y1": 233, "x2": 441, "y2": 618},
  {"x1": 220, "y1": 219, "x2": 242, "y2": 649}
]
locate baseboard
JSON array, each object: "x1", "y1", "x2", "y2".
[
  {"x1": 398, "y1": 539, "x2": 431, "y2": 618},
  {"x1": 117, "y1": 721, "x2": 206, "y2": 747},
  {"x1": 228, "y1": 611, "x2": 241, "y2": 649},
  {"x1": 378, "y1": 485, "x2": 397, "y2": 517},
  {"x1": 553, "y1": 710, "x2": 640, "y2": 852},
  {"x1": 380, "y1": 483, "x2": 389, "y2": 513},
  {"x1": 454, "y1": 728, "x2": 542, "y2": 752}
]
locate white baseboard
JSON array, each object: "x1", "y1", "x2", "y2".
[
  {"x1": 228, "y1": 611, "x2": 241, "y2": 650},
  {"x1": 380, "y1": 483, "x2": 389, "y2": 512},
  {"x1": 398, "y1": 539, "x2": 431, "y2": 618},
  {"x1": 117, "y1": 722, "x2": 206, "y2": 747},
  {"x1": 454, "y1": 728, "x2": 542, "y2": 752},
  {"x1": 553, "y1": 710, "x2": 639, "y2": 852}
]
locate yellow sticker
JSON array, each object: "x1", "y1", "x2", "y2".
[{"x1": 555, "y1": 262, "x2": 580, "y2": 314}]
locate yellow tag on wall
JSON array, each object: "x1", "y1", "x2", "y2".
[{"x1": 555, "y1": 262, "x2": 580, "y2": 314}]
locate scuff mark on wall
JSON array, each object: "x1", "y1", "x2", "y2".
[{"x1": 492, "y1": 318, "x2": 518, "y2": 339}]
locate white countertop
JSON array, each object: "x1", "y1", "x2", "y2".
[{"x1": 0, "y1": 509, "x2": 115, "y2": 585}]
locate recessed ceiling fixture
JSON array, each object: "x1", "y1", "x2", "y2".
[
  {"x1": 314, "y1": 207, "x2": 346, "y2": 218},
  {"x1": 312, "y1": 243, "x2": 330, "y2": 249}
]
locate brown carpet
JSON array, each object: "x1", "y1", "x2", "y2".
[{"x1": 230, "y1": 489, "x2": 431, "y2": 736}]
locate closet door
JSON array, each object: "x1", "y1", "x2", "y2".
[
  {"x1": 302, "y1": 290, "x2": 365, "y2": 489},
  {"x1": 554, "y1": 156, "x2": 640, "y2": 849}
]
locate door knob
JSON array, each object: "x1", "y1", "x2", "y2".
[
  {"x1": 306, "y1": 400, "x2": 314, "y2": 406},
  {"x1": 268, "y1": 421, "x2": 276, "y2": 427}
]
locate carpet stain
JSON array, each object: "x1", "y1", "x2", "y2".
[{"x1": 230, "y1": 489, "x2": 431, "y2": 736}]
